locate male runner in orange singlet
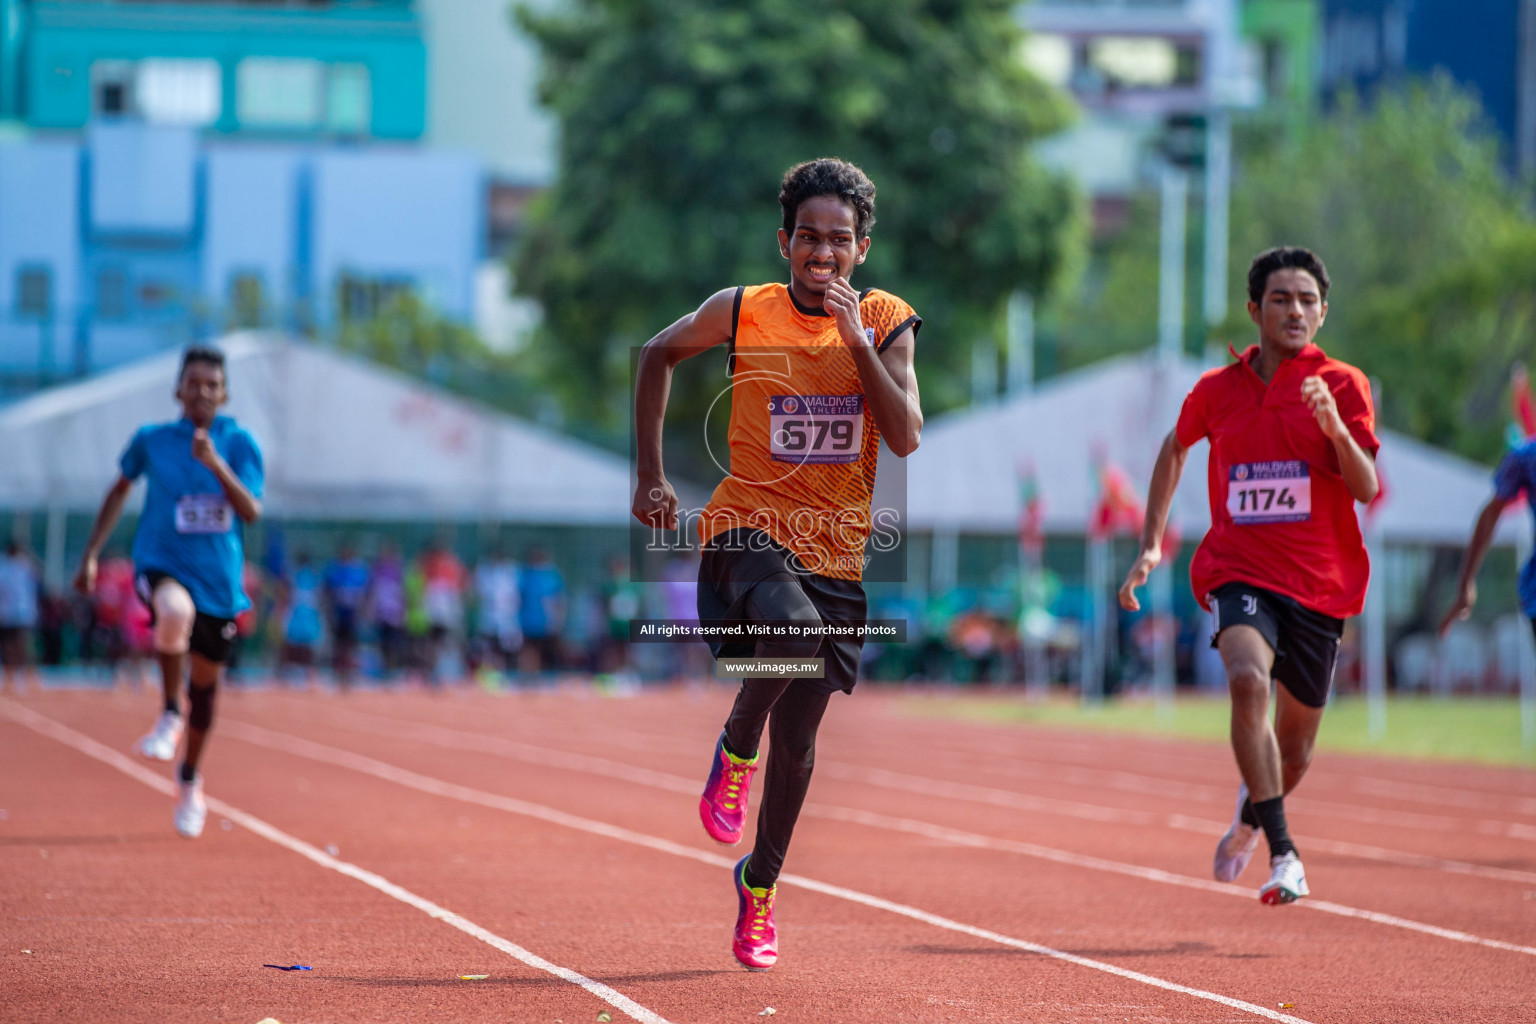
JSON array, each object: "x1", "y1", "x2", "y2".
[
  {"x1": 632, "y1": 158, "x2": 921, "y2": 969},
  {"x1": 1120, "y1": 247, "x2": 1379, "y2": 904}
]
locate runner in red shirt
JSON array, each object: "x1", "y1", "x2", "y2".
[{"x1": 1119, "y1": 247, "x2": 1380, "y2": 904}]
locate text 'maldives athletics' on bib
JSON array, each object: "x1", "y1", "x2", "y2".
[
  {"x1": 768, "y1": 395, "x2": 864, "y2": 465},
  {"x1": 120, "y1": 415, "x2": 264, "y2": 620},
  {"x1": 1226, "y1": 460, "x2": 1311, "y2": 524}
]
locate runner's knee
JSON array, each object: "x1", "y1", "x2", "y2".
[
  {"x1": 152, "y1": 581, "x2": 195, "y2": 655},
  {"x1": 1227, "y1": 665, "x2": 1270, "y2": 707}
]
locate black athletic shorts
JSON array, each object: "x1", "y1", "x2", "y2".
[
  {"x1": 136, "y1": 571, "x2": 239, "y2": 665},
  {"x1": 697, "y1": 528, "x2": 868, "y2": 695},
  {"x1": 1209, "y1": 580, "x2": 1344, "y2": 708}
]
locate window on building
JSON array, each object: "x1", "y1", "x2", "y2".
[
  {"x1": 338, "y1": 274, "x2": 411, "y2": 322},
  {"x1": 92, "y1": 60, "x2": 136, "y2": 117},
  {"x1": 237, "y1": 57, "x2": 322, "y2": 128},
  {"x1": 1088, "y1": 37, "x2": 1179, "y2": 89},
  {"x1": 228, "y1": 271, "x2": 266, "y2": 328},
  {"x1": 138, "y1": 279, "x2": 177, "y2": 311},
  {"x1": 326, "y1": 63, "x2": 371, "y2": 135},
  {"x1": 96, "y1": 267, "x2": 127, "y2": 319},
  {"x1": 137, "y1": 59, "x2": 222, "y2": 126},
  {"x1": 1020, "y1": 34, "x2": 1073, "y2": 88},
  {"x1": 16, "y1": 265, "x2": 52, "y2": 319}
]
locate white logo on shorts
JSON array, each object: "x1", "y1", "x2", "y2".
[{"x1": 1242, "y1": 595, "x2": 1258, "y2": 616}]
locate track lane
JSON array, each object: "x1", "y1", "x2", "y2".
[{"x1": 12, "y1": 687, "x2": 1536, "y2": 1024}]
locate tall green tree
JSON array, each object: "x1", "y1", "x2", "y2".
[
  {"x1": 1225, "y1": 77, "x2": 1530, "y2": 460},
  {"x1": 1049, "y1": 76, "x2": 1533, "y2": 463},
  {"x1": 513, "y1": 0, "x2": 1083, "y2": 453}
]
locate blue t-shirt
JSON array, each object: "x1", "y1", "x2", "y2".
[
  {"x1": 519, "y1": 564, "x2": 564, "y2": 638},
  {"x1": 120, "y1": 416, "x2": 264, "y2": 619},
  {"x1": 323, "y1": 559, "x2": 370, "y2": 614},
  {"x1": 1494, "y1": 440, "x2": 1536, "y2": 616}
]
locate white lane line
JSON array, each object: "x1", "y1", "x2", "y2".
[
  {"x1": 0, "y1": 701, "x2": 675, "y2": 1024},
  {"x1": 809, "y1": 806, "x2": 1536, "y2": 958},
  {"x1": 1353, "y1": 776, "x2": 1536, "y2": 818},
  {"x1": 855, "y1": 742, "x2": 1536, "y2": 842},
  {"x1": 299, "y1": 704, "x2": 1536, "y2": 887},
  {"x1": 235, "y1": 714, "x2": 1536, "y2": 959},
  {"x1": 211, "y1": 717, "x2": 1318, "y2": 1024}
]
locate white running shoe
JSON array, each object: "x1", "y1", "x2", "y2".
[
  {"x1": 1258, "y1": 851, "x2": 1309, "y2": 904},
  {"x1": 173, "y1": 773, "x2": 206, "y2": 839},
  {"x1": 136, "y1": 710, "x2": 184, "y2": 762},
  {"x1": 1213, "y1": 782, "x2": 1262, "y2": 882}
]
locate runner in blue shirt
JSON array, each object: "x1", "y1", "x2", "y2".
[{"x1": 74, "y1": 346, "x2": 264, "y2": 838}]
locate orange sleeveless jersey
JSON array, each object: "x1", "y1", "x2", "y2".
[{"x1": 697, "y1": 283, "x2": 920, "y2": 581}]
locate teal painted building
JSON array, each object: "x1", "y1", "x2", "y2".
[{"x1": 5, "y1": 0, "x2": 424, "y2": 139}]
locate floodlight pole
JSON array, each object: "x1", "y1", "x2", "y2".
[
  {"x1": 1203, "y1": 108, "x2": 1232, "y2": 331},
  {"x1": 1157, "y1": 163, "x2": 1188, "y2": 365},
  {"x1": 1364, "y1": 521, "x2": 1387, "y2": 741}
]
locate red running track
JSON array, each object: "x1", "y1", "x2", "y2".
[{"x1": 2, "y1": 682, "x2": 1534, "y2": 1023}]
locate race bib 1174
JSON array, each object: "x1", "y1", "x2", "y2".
[
  {"x1": 769, "y1": 395, "x2": 864, "y2": 464},
  {"x1": 175, "y1": 494, "x2": 234, "y2": 535},
  {"x1": 1226, "y1": 460, "x2": 1311, "y2": 525}
]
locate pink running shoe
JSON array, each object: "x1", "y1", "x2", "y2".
[
  {"x1": 699, "y1": 733, "x2": 757, "y2": 845},
  {"x1": 732, "y1": 856, "x2": 777, "y2": 971}
]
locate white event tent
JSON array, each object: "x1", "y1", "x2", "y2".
[{"x1": 0, "y1": 333, "x2": 633, "y2": 527}]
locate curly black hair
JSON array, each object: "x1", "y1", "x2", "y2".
[
  {"x1": 1247, "y1": 246, "x2": 1330, "y2": 303},
  {"x1": 779, "y1": 158, "x2": 877, "y2": 239},
  {"x1": 179, "y1": 344, "x2": 227, "y2": 382}
]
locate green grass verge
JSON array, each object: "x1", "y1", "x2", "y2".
[{"x1": 896, "y1": 693, "x2": 1536, "y2": 768}]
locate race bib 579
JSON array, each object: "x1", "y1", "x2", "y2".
[
  {"x1": 769, "y1": 395, "x2": 863, "y2": 465},
  {"x1": 1226, "y1": 460, "x2": 1311, "y2": 525}
]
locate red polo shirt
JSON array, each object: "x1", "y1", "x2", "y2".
[{"x1": 1177, "y1": 343, "x2": 1379, "y2": 619}]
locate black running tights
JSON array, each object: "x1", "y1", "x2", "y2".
[{"x1": 719, "y1": 575, "x2": 832, "y2": 889}]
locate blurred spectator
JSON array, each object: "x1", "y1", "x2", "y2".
[
  {"x1": 661, "y1": 550, "x2": 708, "y2": 680},
  {"x1": 420, "y1": 541, "x2": 467, "y2": 682},
  {"x1": 88, "y1": 550, "x2": 136, "y2": 668},
  {"x1": 231, "y1": 559, "x2": 266, "y2": 674},
  {"x1": 0, "y1": 538, "x2": 40, "y2": 692},
  {"x1": 473, "y1": 546, "x2": 521, "y2": 675},
  {"x1": 599, "y1": 553, "x2": 641, "y2": 674},
  {"x1": 370, "y1": 543, "x2": 408, "y2": 674},
  {"x1": 519, "y1": 545, "x2": 565, "y2": 673},
  {"x1": 280, "y1": 552, "x2": 324, "y2": 683},
  {"x1": 403, "y1": 555, "x2": 431, "y2": 677},
  {"x1": 323, "y1": 542, "x2": 371, "y2": 687}
]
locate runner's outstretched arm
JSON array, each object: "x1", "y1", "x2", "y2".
[
  {"x1": 73, "y1": 476, "x2": 134, "y2": 594},
  {"x1": 1440, "y1": 494, "x2": 1506, "y2": 635},
  {"x1": 824, "y1": 278, "x2": 922, "y2": 455},
  {"x1": 192, "y1": 430, "x2": 262, "y2": 522},
  {"x1": 632, "y1": 287, "x2": 739, "y2": 530},
  {"x1": 1118, "y1": 429, "x2": 1189, "y2": 612}
]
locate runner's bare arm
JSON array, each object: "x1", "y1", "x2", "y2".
[
  {"x1": 1118, "y1": 430, "x2": 1190, "y2": 612},
  {"x1": 1439, "y1": 493, "x2": 1507, "y2": 635},
  {"x1": 824, "y1": 278, "x2": 922, "y2": 455},
  {"x1": 192, "y1": 430, "x2": 262, "y2": 522},
  {"x1": 73, "y1": 476, "x2": 134, "y2": 594},
  {"x1": 1301, "y1": 375, "x2": 1378, "y2": 503},
  {"x1": 633, "y1": 287, "x2": 739, "y2": 529}
]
